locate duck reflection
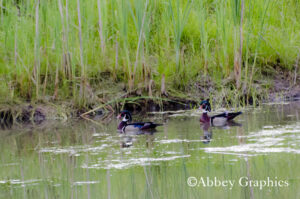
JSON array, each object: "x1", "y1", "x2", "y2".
[
  {"x1": 119, "y1": 129, "x2": 157, "y2": 148},
  {"x1": 120, "y1": 135, "x2": 133, "y2": 148},
  {"x1": 200, "y1": 121, "x2": 242, "y2": 144},
  {"x1": 201, "y1": 122, "x2": 212, "y2": 144}
]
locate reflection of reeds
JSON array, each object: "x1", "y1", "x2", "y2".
[
  {"x1": 1, "y1": 106, "x2": 300, "y2": 198},
  {"x1": 106, "y1": 169, "x2": 111, "y2": 199},
  {"x1": 144, "y1": 166, "x2": 154, "y2": 199}
]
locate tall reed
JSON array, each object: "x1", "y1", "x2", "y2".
[
  {"x1": 0, "y1": 0, "x2": 299, "y2": 104},
  {"x1": 248, "y1": 0, "x2": 271, "y2": 95},
  {"x1": 34, "y1": 0, "x2": 40, "y2": 99},
  {"x1": 215, "y1": 0, "x2": 230, "y2": 78},
  {"x1": 77, "y1": 0, "x2": 85, "y2": 103},
  {"x1": 168, "y1": 0, "x2": 192, "y2": 72},
  {"x1": 231, "y1": 0, "x2": 243, "y2": 89},
  {"x1": 132, "y1": 0, "x2": 149, "y2": 85},
  {"x1": 197, "y1": 0, "x2": 209, "y2": 76},
  {"x1": 97, "y1": 0, "x2": 105, "y2": 53}
]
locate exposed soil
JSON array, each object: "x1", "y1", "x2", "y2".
[
  {"x1": 0, "y1": 72, "x2": 299, "y2": 128},
  {"x1": 268, "y1": 73, "x2": 300, "y2": 101}
]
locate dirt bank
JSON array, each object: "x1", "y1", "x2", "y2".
[{"x1": 0, "y1": 72, "x2": 299, "y2": 127}]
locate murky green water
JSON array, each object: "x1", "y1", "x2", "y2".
[{"x1": 0, "y1": 102, "x2": 300, "y2": 198}]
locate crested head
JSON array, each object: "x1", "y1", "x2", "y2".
[
  {"x1": 118, "y1": 110, "x2": 132, "y2": 122},
  {"x1": 200, "y1": 98, "x2": 210, "y2": 105},
  {"x1": 199, "y1": 98, "x2": 211, "y2": 112}
]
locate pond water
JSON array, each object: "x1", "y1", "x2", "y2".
[{"x1": 0, "y1": 101, "x2": 300, "y2": 198}]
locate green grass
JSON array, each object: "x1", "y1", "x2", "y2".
[{"x1": 0, "y1": 0, "x2": 299, "y2": 106}]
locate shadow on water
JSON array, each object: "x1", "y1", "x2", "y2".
[
  {"x1": 0, "y1": 110, "x2": 13, "y2": 130},
  {"x1": 0, "y1": 101, "x2": 300, "y2": 198}
]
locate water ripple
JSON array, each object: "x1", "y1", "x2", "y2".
[
  {"x1": 201, "y1": 123, "x2": 300, "y2": 156},
  {"x1": 82, "y1": 155, "x2": 190, "y2": 169}
]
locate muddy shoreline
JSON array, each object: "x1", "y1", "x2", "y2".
[
  {"x1": 0, "y1": 74, "x2": 299, "y2": 128},
  {"x1": 0, "y1": 97, "x2": 197, "y2": 129},
  {"x1": 0, "y1": 93, "x2": 299, "y2": 129}
]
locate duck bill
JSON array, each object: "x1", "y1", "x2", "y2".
[
  {"x1": 199, "y1": 105, "x2": 203, "y2": 110},
  {"x1": 117, "y1": 114, "x2": 122, "y2": 119}
]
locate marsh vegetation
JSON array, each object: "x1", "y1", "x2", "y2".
[{"x1": 0, "y1": 0, "x2": 299, "y2": 109}]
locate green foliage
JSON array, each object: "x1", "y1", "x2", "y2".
[{"x1": 0, "y1": 0, "x2": 299, "y2": 104}]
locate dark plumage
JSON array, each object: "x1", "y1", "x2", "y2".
[
  {"x1": 199, "y1": 99, "x2": 242, "y2": 126},
  {"x1": 200, "y1": 99, "x2": 211, "y2": 112},
  {"x1": 117, "y1": 110, "x2": 162, "y2": 133}
]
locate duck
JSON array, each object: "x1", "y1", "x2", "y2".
[
  {"x1": 199, "y1": 99, "x2": 242, "y2": 126},
  {"x1": 117, "y1": 110, "x2": 162, "y2": 133}
]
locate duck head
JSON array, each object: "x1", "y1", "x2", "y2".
[
  {"x1": 199, "y1": 99, "x2": 211, "y2": 112},
  {"x1": 117, "y1": 110, "x2": 132, "y2": 122}
]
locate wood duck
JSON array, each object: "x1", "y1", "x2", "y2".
[
  {"x1": 199, "y1": 99, "x2": 242, "y2": 126},
  {"x1": 117, "y1": 110, "x2": 162, "y2": 133}
]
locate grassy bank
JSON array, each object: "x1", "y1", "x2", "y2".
[{"x1": 0, "y1": 0, "x2": 299, "y2": 108}]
